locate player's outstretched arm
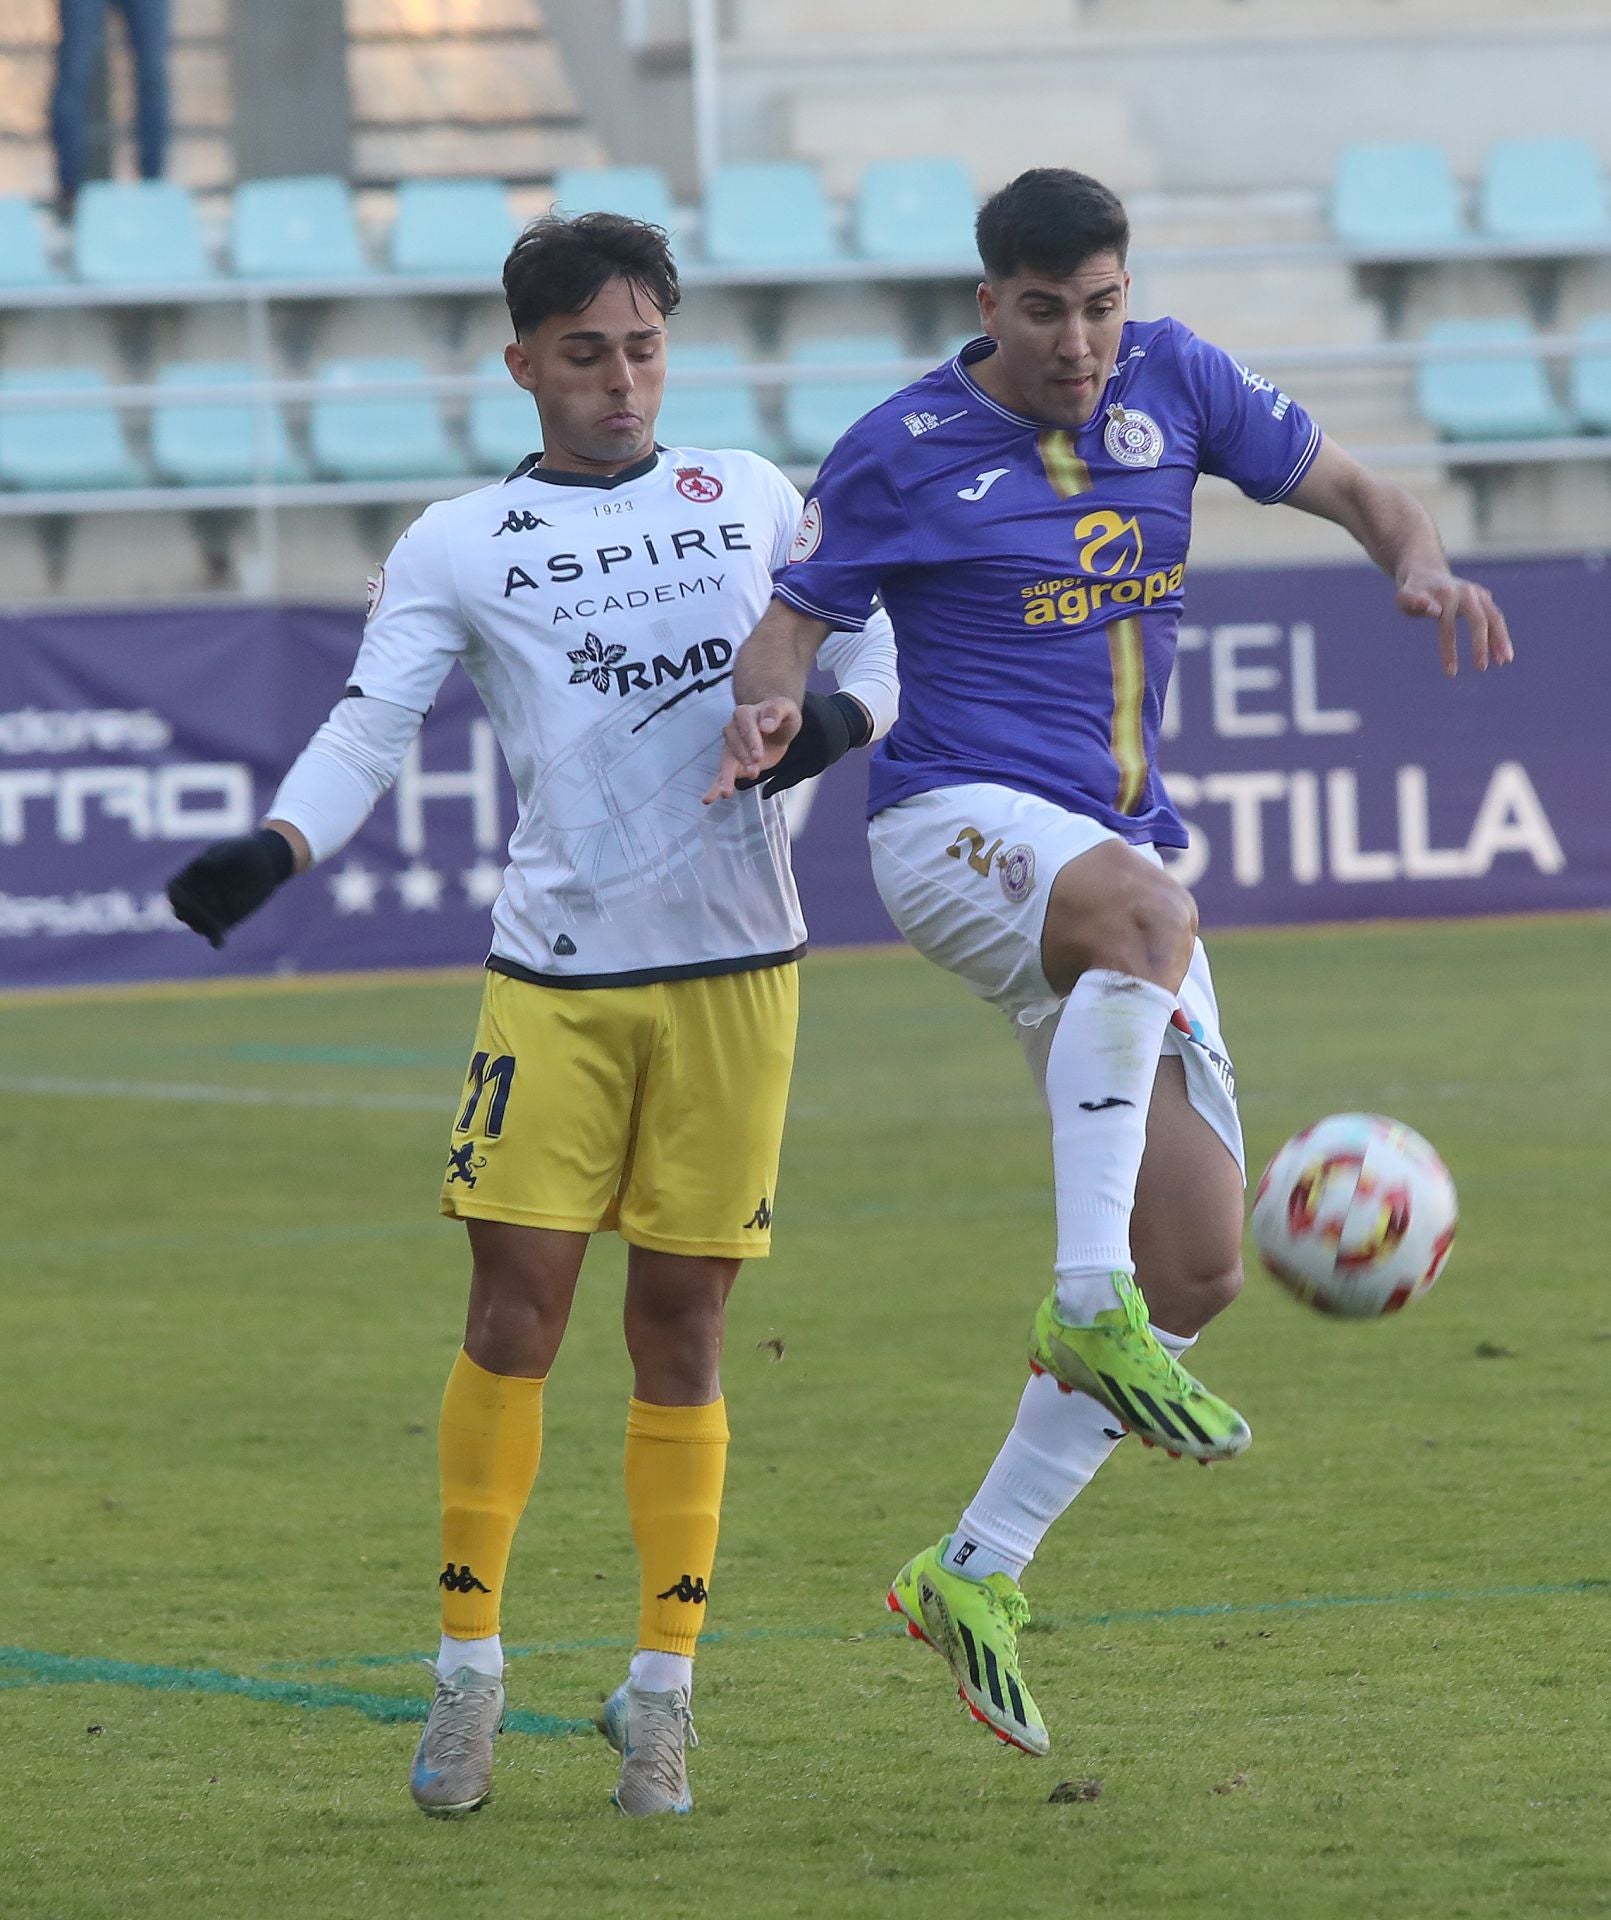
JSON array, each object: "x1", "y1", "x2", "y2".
[
  {"x1": 704, "y1": 599, "x2": 832, "y2": 802},
  {"x1": 1287, "y1": 440, "x2": 1514, "y2": 677}
]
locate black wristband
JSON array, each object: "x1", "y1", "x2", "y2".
[
  {"x1": 166, "y1": 826, "x2": 296, "y2": 949},
  {"x1": 828, "y1": 690, "x2": 873, "y2": 751},
  {"x1": 256, "y1": 827, "x2": 296, "y2": 884}
]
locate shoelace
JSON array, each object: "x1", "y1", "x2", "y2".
[
  {"x1": 630, "y1": 1697, "x2": 699, "y2": 1799},
  {"x1": 419, "y1": 1662, "x2": 497, "y2": 1765},
  {"x1": 1110, "y1": 1276, "x2": 1202, "y2": 1402}
]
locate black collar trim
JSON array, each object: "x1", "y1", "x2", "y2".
[{"x1": 504, "y1": 448, "x2": 662, "y2": 489}]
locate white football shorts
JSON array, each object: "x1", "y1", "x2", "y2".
[{"x1": 867, "y1": 781, "x2": 1244, "y2": 1179}]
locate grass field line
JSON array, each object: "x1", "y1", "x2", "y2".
[
  {"x1": 270, "y1": 1576, "x2": 1611, "y2": 1672},
  {"x1": 0, "y1": 1073, "x2": 449, "y2": 1113},
  {"x1": 0, "y1": 1646, "x2": 596, "y2": 1738}
]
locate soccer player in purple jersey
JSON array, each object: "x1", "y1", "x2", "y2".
[{"x1": 706, "y1": 168, "x2": 1513, "y2": 1756}]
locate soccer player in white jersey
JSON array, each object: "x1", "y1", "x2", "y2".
[
  {"x1": 166, "y1": 213, "x2": 898, "y2": 1817},
  {"x1": 710, "y1": 169, "x2": 1512, "y2": 1756}
]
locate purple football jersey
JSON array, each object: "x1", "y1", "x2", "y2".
[{"x1": 774, "y1": 317, "x2": 1322, "y2": 844}]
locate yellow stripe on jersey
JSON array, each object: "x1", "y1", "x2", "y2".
[
  {"x1": 1036, "y1": 430, "x2": 1092, "y2": 500},
  {"x1": 1107, "y1": 615, "x2": 1148, "y2": 815}
]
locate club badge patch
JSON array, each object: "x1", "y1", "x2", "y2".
[
  {"x1": 998, "y1": 843, "x2": 1036, "y2": 903},
  {"x1": 365, "y1": 566, "x2": 385, "y2": 619},
  {"x1": 788, "y1": 496, "x2": 823, "y2": 562},
  {"x1": 675, "y1": 466, "x2": 722, "y2": 503},
  {"x1": 1103, "y1": 405, "x2": 1164, "y2": 469}
]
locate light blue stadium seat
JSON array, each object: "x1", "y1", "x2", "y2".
[
  {"x1": 1332, "y1": 142, "x2": 1464, "y2": 250},
  {"x1": 0, "y1": 197, "x2": 60, "y2": 289},
  {"x1": 653, "y1": 343, "x2": 774, "y2": 457},
  {"x1": 232, "y1": 176, "x2": 369, "y2": 280},
  {"x1": 392, "y1": 179, "x2": 515, "y2": 277},
  {"x1": 702, "y1": 163, "x2": 840, "y2": 271},
  {"x1": 0, "y1": 369, "x2": 141, "y2": 490},
  {"x1": 854, "y1": 159, "x2": 976, "y2": 265},
  {"x1": 783, "y1": 334, "x2": 906, "y2": 463},
  {"x1": 1479, "y1": 139, "x2": 1610, "y2": 244},
  {"x1": 150, "y1": 362, "x2": 302, "y2": 486},
  {"x1": 74, "y1": 180, "x2": 211, "y2": 285},
  {"x1": 308, "y1": 356, "x2": 461, "y2": 480},
  {"x1": 466, "y1": 353, "x2": 539, "y2": 473},
  {"x1": 550, "y1": 165, "x2": 678, "y2": 233},
  {"x1": 1569, "y1": 315, "x2": 1611, "y2": 433},
  {"x1": 1416, "y1": 320, "x2": 1569, "y2": 440}
]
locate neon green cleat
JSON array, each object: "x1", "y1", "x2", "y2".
[
  {"x1": 886, "y1": 1538, "x2": 1049, "y2": 1756},
  {"x1": 1029, "y1": 1272, "x2": 1251, "y2": 1462}
]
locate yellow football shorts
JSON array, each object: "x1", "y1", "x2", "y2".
[{"x1": 439, "y1": 961, "x2": 799, "y2": 1258}]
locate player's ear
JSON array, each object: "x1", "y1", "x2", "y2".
[
  {"x1": 977, "y1": 280, "x2": 998, "y2": 336},
  {"x1": 504, "y1": 339, "x2": 538, "y2": 396}
]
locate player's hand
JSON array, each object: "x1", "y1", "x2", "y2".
[
  {"x1": 702, "y1": 698, "x2": 802, "y2": 804},
  {"x1": 166, "y1": 828, "x2": 296, "y2": 947},
  {"x1": 1396, "y1": 568, "x2": 1514, "y2": 678}
]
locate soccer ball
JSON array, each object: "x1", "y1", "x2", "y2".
[{"x1": 1249, "y1": 1113, "x2": 1457, "y2": 1319}]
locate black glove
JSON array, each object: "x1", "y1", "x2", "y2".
[
  {"x1": 738, "y1": 690, "x2": 873, "y2": 797},
  {"x1": 167, "y1": 827, "x2": 296, "y2": 948}
]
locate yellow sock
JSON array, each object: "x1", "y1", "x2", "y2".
[
  {"x1": 437, "y1": 1349, "x2": 545, "y2": 1640},
  {"x1": 624, "y1": 1396, "x2": 730, "y2": 1658}
]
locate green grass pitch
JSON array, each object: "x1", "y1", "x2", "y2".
[{"x1": 3, "y1": 917, "x2": 1608, "y2": 1920}]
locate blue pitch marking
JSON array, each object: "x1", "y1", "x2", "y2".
[
  {"x1": 0, "y1": 1646, "x2": 595, "y2": 1737},
  {"x1": 269, "y1": 1576, "x2": 1611, "y2": 1673}
]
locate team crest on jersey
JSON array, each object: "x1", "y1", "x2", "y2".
[
  {"x1": 1103, "y1": 405, "x2": 1164, "y2": 469},
  {"x1": 789, "y1": 497, "x2": 823, "y2": 562},
  {"x1": 365, "y1": 566, "x2": 385, "y2": 620},
  {"x1": 674, "y1": 466, "x2": 723, "y2": 503},
  {"x1": 997, "y1": 843, "x2": 1036, "y2": 904}
]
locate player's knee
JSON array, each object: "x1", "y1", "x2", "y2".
[{"x1": 1093, "y1": 871, "x2": 1197, "y2": 989}]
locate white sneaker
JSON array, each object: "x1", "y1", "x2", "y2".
[
  {"x1": 598, "y1": 1680, "x2": 697, "y2": 1816},
  {"x1": 409, "y1": 1664, "x2": 503, "y2": 1817}
]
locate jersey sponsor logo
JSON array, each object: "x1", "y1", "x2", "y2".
[
  {"x1": 902, "y1": 407, "x2": 968, "y2": 437},
  {"x1": 1103, "y1": 404, "x2": 1164, "y2": 469},
  {"x1": 492, "y1": 508, "x2": 552, "y2": 535},
  {"x1": 958, "y1": 467, "x2": 1010, "y2": 502},
  {"x1": 1020, "y1": 513, "x2": 1181, "y2": 630},
  {"x1": 788, "y1": 497, "x2": 823, "y2": 561},
  {"x1": 674, "y1": 465, "x2": 723, "y2": 502},
  {"x1": 499, "y1": 522, "x2": 753, "y2": 599},
  {"x1": 566, "y1": 631, "x2": 735, "y2": 703},
  {"x1": 1234, "y1": 359, "x2": 1293, "y2": 420},
  {"x1": 365, "y1": 566, "x2": 385, "y2": 619}
]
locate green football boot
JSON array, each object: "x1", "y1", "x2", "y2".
[
  {"x1": 1029, "y1": 1271, "x2": 1251, "y2": 1462},
  {"x1": 886, "y1": 1537, "x2": 1049, "y2": 1756}
]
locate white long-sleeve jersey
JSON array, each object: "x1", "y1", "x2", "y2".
[{"x1": 269, "y1": 445, "x2": 899, "y2": 987}]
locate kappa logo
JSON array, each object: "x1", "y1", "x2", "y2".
[
  {"x1": 743, "y1": 1197, "x2": 772, "y2": 1230},
  {"x1": 958, "y1": 467, "x2": 1010, "y2": 502},
  {"x1": 675, "y1": 466, "x2": 722, "y2": 503},
  {"x1": 493, "y1": 508, "x2": 552, "y2": 535},
  {"x1": 438, "y1": 1562, "x2": 491, "y2": 1595},
  {"x1": 657, "y1": 1573, "x2": 709, "y2": 1605}
]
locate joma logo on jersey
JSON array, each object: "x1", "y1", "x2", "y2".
[{"x1": 568, "y1": 633, "x2": 733, "y2": 697}]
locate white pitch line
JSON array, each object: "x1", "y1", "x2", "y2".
[{"x1": 0, "y1": 1074, "x2": 446, "y2": 1113}]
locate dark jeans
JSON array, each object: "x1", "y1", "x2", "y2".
[{"x1": 51, "y1": 0, "x2": 170, "y2": 197}]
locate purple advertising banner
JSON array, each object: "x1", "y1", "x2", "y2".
[{"x1": 1, "y1": 554, "x2": 1606, "y2": 991}]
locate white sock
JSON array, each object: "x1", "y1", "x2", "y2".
[
  {"x1": 438, "y1": 1632, "x2": 502, "y2": 1679},
  {"x1": 940, "y1": 1371, "x2": 1129, "y2": 1584},
  {"x1": 629, "y1": 1648, "x2": 693, "y2": 1697},
  {"x1": 1152, "y1": 1323, "x2": 1197, "y2": 1356},
  {"x1": 1043, "y1": 970, "x2": 1177, "y2": 1324}
]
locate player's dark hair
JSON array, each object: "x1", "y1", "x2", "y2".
[
  {"x1": 975, "y1": 168, "x2": 1130, "y2": 281},
  {"x1": 502, "y1": 211, "x2": 680, "y2": 337}
]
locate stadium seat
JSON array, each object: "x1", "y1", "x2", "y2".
[
  {"x1": 654, "y1": 343, "x2": 775, "y2": 457},
  {"x1": 74, "y1": 181, "x2": 212, "y2": 285},
  {"x1": 1415, "y1": 320, "x2": 1569, "y2": 440},
  {"x1": 466, "y1": 353, "x2": 539, "y2": 473},
  {"x1": 0, "y1": 197, "x2": 60, "y2": 289},
  {"x1": 854, "y1": 159, "x2": 977, "y2": 265},
  {"x1": 150, "y1": 362, "x2": 303, "y2": 487},
  {"x1": 551, "y1": 165, "x2": 678, "y2": 233},
  {"x1": 1332, "y1": 142, "x2": 1464, "y2": 250},
  {"x1": 702, "y1": 163, "x2": 841, "y2": 271},
  {"x1": 0, "y1": 369, "x2": 142, "y2": 490},
  {"x1": 1479, "y1": 139, "x2": 1610, "y2": 245},
  {"x1": 308, "y1": 356, "x2": 461, "y2": 480},
  {"x1": 1569, "y1": 315, "x2": 1611, "y2": 433},
  {"x1": 232, "y1": 176, "x2": 370, "y2": 280},
  {"x1": 391, "y1": 179, "x2": 516, "y2": 277},
  {"x1": 783, "y1": 334, "x2": 907, "y2": 463}
]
